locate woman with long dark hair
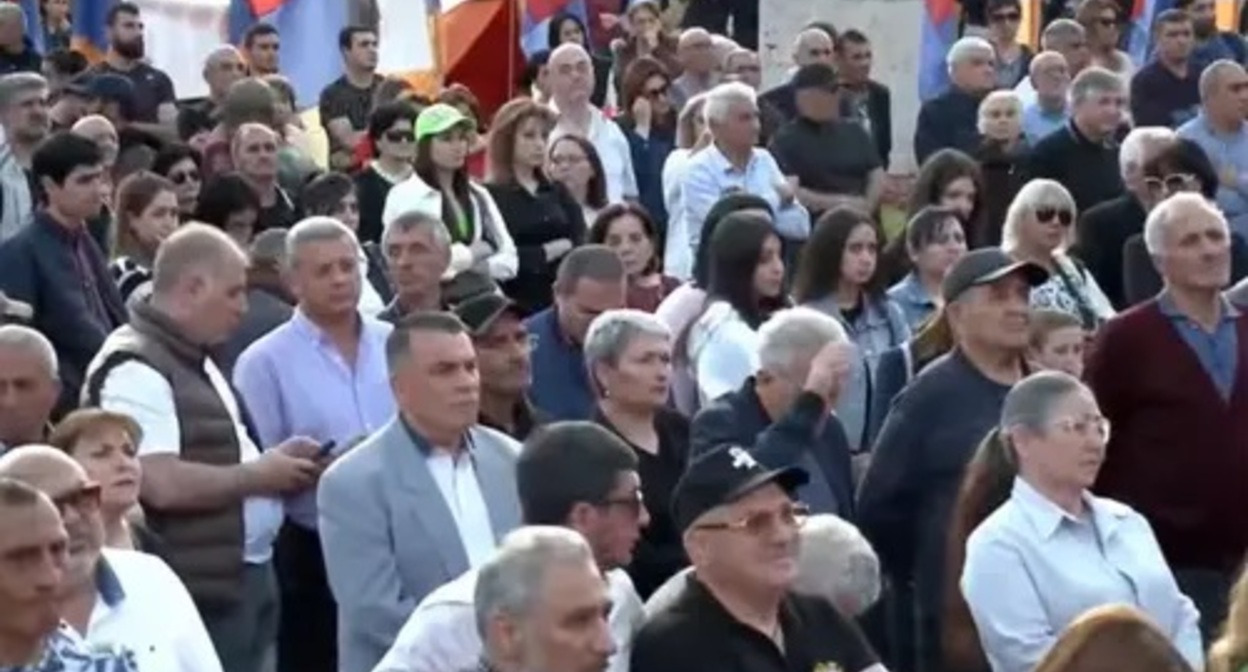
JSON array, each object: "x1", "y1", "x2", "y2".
[
  {"x1": 151, "y1": 143, "x2": 202, "y2": 222},
  {"x1": 382, "y1": 103, "x2": 517, "y2": 282},
  {"x1": 793, "y1": 207, "x2": 910, "y2": 452},
  {"x1": 547, "y1": 134, "x2": 611, "y2": 225},
  {"x1": 903, "y1": 149, "x2": 986, "y2": 259},
  {"x1": 589, "y1": 203, "x2": 679, "y2": 312},
  {"x1": 195, "y1": 172, "x2": 262, "y2": 247},
  {"x1": 682, "y1": 211, "x2": 787, "y2": 406},
  {"x1": 616, "y1": 56, "x2": 677, "y2": 232}
]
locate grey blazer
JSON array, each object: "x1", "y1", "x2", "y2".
[{"x1": 317, "y1": 417, "x2": 522, "y2": 672}]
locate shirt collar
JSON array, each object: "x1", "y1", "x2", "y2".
[
  {"x1": 1157, "y1": 290, "x2": 1241, "y2": 322},
  {"x1": 1011, "y1": 477, "x2": 1127, "y2": 541},
  {"x1": 893, "y1": 273, "x2": 936, "y2": 306},
  {"x1": 706, "y1": 143, "x2": 757, "y2": 176},
  {"x1": 400, "y1": 416, "x2": 476, "y2": 457},
  {"x1": 290, "y1": 308, "x2": 364, "y2": 347},
  {"x1": 94, "y1": 555, "x2": 125, "y2": 607}
]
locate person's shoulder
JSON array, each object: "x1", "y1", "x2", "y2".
[
  {"x1": 322, "y1": 420, "x2": 399, "y2": 484},
  {"x1": 417, "y1": 567, "x2": 479, "y2": 610},
  {"x1": 101, "y1": 547, "x2": 183, "y2": 588},
  {"x1": 470, "y1": 424, "x2": 522, "y2": 458}
]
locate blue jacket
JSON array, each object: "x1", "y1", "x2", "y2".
[
  {"x1": 525, "y1": 308, "x2": 595, "y2": 421},
  {"x1": 619, "y1": 121, "x2": 674, "y2": 231},
  {"x1": 691, "y1": 378, "x2": 855, "y2": 519},
  {"x1": 0, "y1": 212, "x2": 126, "y2": 413}
]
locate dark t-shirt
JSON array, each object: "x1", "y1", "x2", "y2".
[
  {"x1": 631, "y1": 576, "x2": 879, "y2": 672},
  {"x1": 87, "y1": 61, "x2": 177, "y2": 124},
  {"x1": 770, "y1": 116, "x2": 881, "y2": 209},
  {"x1": 1130, "y1": 61, "x2": 1200, "y2": 128},
  {"x1": 318, "y1": 75, "x2": 382, "y2": 153}
]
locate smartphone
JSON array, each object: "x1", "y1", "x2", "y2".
[{"x1": 317, "y1": 440, "x2": 337, "y2": 458}]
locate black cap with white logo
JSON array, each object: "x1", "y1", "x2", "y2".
[{"x1": 671, "y1": 444, "x2": 808, "y2": 533}]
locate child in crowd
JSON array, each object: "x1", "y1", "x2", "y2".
[{"x1": 1028, "y1": 309, "x2": 1085, "y2": 378}]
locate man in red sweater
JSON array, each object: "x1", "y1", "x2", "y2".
[{"x1": 1088, "y1": 192, "x2": 1248, "y2": 640}]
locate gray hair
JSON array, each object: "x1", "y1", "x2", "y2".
[
  {"x1": 703, "y1": 81, "x2": 757, "y2": 126},
  {"x1": 676, "y1": 92, "x2": 709, "y2": 148},
  {"x1": 792, "y1": 515, "x2": 881, "y2": 616},
  {"x1": 1144, "y1": 192, "x2": 1228, "y2": 256},
  {"x1": 1001, "y1": 179, "x2": 1077, "y2": 252},
  {"x1": 380, "y1": 210, "x2": 451, "y2": 250},
  {"x1": 946, "y1": 36, "x2": 993, "y2": 74},
  {"x1": 1040, "y1": 18, "x2": 1085, "y2": 50},
  {"x1": 1199, "y1": 59, "x2": 1245, "y2": 101},
  {"x1": 583, "y1": 309, "x2": 671, "y2": 393},
  {"x1": 0, "y1": 73, "x2": 47, "y2": 111},
  {"x1": 285, "y1": 216, "x2": 358, "y2": 270},
  {"x1": 0, "y1": 3, "x2": 25, "y2": 25},
  {"x1": 757, "y1": 307, "x2": 847, "y2": 378},
  {"x1": 1119, "y1": 126, "x2": 1176, "y2": 177},
  {"x1": 0, "y1": 325, "x2": 57, "y2": 377},
  {"x1": 1028, "y1": 50, "x2": 1067, "y2": 78},
  {"x1": 474, "y1": 526, "x2": 596, "y2": 639},
  {"x1": 1070, "y1": 66, "x2": 1125, "y2": 106},
  {"x1": 249, "y1": 227, "x2": 289, "y2": 268},
  {"x1": 1001, "y1": 370, "x2": 1089, "y2": 438},
  {"x1": 977, "y1": 90, "x2": 1022, "y2": 135}
]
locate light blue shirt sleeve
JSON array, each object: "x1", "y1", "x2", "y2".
[
  {"x1": 961, "y1": 530, "x2": 1057, "y2": 672},
  {"x1": 232, "y1": 341, "x2": 287, "y2": 448},
  {"x1": 680, "y1": 158, "x2": 723, "y2": 255},
  {"x1": 759, "y1": 151, "x2": 811, "y2": 241}
]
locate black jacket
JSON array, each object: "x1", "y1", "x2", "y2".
[
  {"x1": 845, "y1": 80, "x2": 893, "y2": 170},
  {"x1": 914, "y1": 87, "x2": 983, "y2": 165},
  {"x1": 1122, "y1": 232, "x2": 1248, "y2": 307},
  {"x1": 1073, "y1": 194, "x2": 1147, "y2": 309}
]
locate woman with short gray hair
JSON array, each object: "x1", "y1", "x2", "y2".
[
  {"x1": 960, "y1": 371, "x2": 1202, "y2": 672},
  {"x1": 584, "y1": 308, "x2": 690, "y2": 598},
  {"x1": 1001, "y1": 179, "x2": 1115, "y2": 329}
]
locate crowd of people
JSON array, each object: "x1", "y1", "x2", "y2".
[{"x1": 1, "y1": 0, "x2": 1248, "y2": 672}]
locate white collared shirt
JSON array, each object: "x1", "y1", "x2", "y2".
[
  {"x1": 82, "y1": 549, "x2": 223, "y2": 672},
  {"x1": 373, "y1": 567, "x2": 643, "y2": 672},
  {"x1": 97, "y1": 358, "x2": 285, "y2": 565},
  {"x1": 426, "y1": 449, "x2": 496, "y2": 569},
  {"x1": 551, "y1": 104, "x2": 638, "y2": 204}
]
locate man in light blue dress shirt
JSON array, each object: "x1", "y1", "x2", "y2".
[
  {"x1": 233, "y1": 217, "x2": 397, "y2": 672},
  {"x1": 1021, "y1": 52, "x2": 1072, "y2": 145},
  {"x1": 1177, "y1": 60, "x2": 1248, "y2": 240}
]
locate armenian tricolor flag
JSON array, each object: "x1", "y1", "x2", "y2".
[{"x1": 918, "y1": 0, "x2": 960, "y2": 101}]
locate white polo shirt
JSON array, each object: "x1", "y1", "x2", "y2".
[
  {"x1": 374, "y1": 567, "x2": 644, "y2": 672},
  {"x1": 96, "y1": 358, "x2": 285, "y2": 565},
  {"x1": 82, "y1": 549, "x2": 223, "y2": 672},
  {"x1": 551, "y1": 104, "x2": 639, "y2": 205}
]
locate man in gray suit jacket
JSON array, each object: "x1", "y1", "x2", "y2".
[{"x1": 317, "y1": 312, "x2": 523, "y2": 672}]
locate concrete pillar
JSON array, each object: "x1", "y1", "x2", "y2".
[{"x1": 758, "y1": 0, "x2": 926, "y2": 172}]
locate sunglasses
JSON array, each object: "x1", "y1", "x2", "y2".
[
  {"x1": 1035, "y1": 207, "x2": 1074, "y2": 226},
  {"x1": 1144, "y1": 173, "x2": 1197, "y2": 195},
  {"x1": 695, "y1": 503, "x2": 810, "y2": 536},
  {"x1": 52, "y1": 483, "x2": 102, "y2": 517},
  {"x1": 383, "y1": 130, "x2": 414, "y2": 143},
  {"x1": 169, "y1": 169, "x2": 199, "y2": 185},
  {"x1": 644, "y1": 84, "x2": 669, "y2": 99}
]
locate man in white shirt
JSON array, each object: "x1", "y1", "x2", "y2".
[
  {"x1": 548, "y1": 43, "x2": 638, "y2": 204},
  {"x1": 83, "y1": 224, "x2": 324, "y2": 672},
  {"x1": 0, "y1": 445, "x2": 221, "y2": 672},
  {"x1": 375, "y1": 421, "x2": 648, "y2": 672}
]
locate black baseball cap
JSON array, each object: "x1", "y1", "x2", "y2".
[
  {"x1": 941, "y1": 248, "x2": 1049, "y2": 303},
  {"x1": 791, "y1": 63, "x2": 839, "y2": 92},
  {"x1": 671, "y1": 444, "x2": 809, "y2": 533},
  {"x1": 452, "y1": 290, "x2": 520, "y2": 336}
]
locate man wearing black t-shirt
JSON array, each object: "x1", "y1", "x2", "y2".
[
  {"x1": 319, "y1": 26, "x2": 383, "y2": 170},
  {"x1": 631, "y1": 445, "x2": 883, "y2": 672},
  {"x1": 87, "y1": 2, "x2": 177, "y2": 138},
  {"x1": 1131, "y1": 10, "x2": 1200, "y2": 128}
]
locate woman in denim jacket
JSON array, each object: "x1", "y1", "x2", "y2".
[{"x1": 794, "y1": 207, "x2": 911, "y2": 453}]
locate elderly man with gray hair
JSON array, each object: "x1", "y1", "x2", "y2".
[
  {"x1": 0, "y1": 3, "x2": 40, "y2": 75},
  {"x1": 1179, "y1": 59, "x2": 1248, "y2": 240},
  {"x1": 691, "y1": 306, "x2": 856, "y2": 517},
  {"x1": 0, "y1": 72, "x2": 48, "y2": 239},
  {"x1": 379, "y1": 210, "x2": 453, "y2": 323},
  {"x1": 915, "y1": 36, "x2": 998, "y2": 164},
  {"x1": 1014, "y1": 19, "x2": 1091, "y2": 106},
  {"x1": 1027, "y1": 66, "x2": 1127, "y2": 212}
]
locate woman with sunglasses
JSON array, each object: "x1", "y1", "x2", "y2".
[
  {"x1": 960, "y1": 371, "x2": 1203, "y2": 672},
  {"x1": 356, "y1": 102, "x2": 419, "y2": 245},
  {"x1": 1002, "y1": 179, "x2": 1114, "y2": 330},
  {"x1": 616, "y1": 57, "x2": 677, "y2": 233},
  {"x1": 151, "y1": 143, "x2": 202, "y2": 222},
  {"x1": 985, "y1": 0, "x2": 1033, "y2": 88},
  {"x1": 1076, "y1": 0, "x2": 1134, "y2": 78}
]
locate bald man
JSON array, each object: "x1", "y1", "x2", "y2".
[
  {"x1": 83, "y1": 224, "x2": 322, "y2": 672},
  {"x1": 71, "y1": 115, "x2": 119, "y2": 169},
  {"x1": 1178, "y1": 60, "x2": 1248, "y2": 238},
  {"x1": 760, "y1": 28, "x2": 836, "y2": 121},
  {"x1": 0, "y1": 446, "x2": 222, "y2": 672},
  {"x1": 204, "y1": 47, "x2": 247, "y2": 109},
  {"x1": 672, "y1": 28, "x2": 717, "y2": 112},
  {"x1": 1020, "y1": 51, "x2": 1071, "y2": 144},
  {"x1": 231, "y1": 122, "x2": 297, "y2": 233}
]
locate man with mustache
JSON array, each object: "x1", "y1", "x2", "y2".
[
  {"x1": 0, "y1": 447, "x2": 220, "y2": 672},
  {"x1": 87, "y1": 2, "x2": 177, "y2": 139}
]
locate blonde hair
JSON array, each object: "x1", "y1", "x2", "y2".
[
  {"x1": 977, "y1": 90, "x2": 1023, "y2": 135},
  {"x1": 1209, "y1": 562, "x2": 1248, "y2": 672},
  {"x1": 1034, "y1": 604, "x2": 1192, "y2": 672},
  {"x1": 1001, "y1": 179, "x2": 1077, "y2": 253},
  {"x1": 1028, "y1": 308, "x2": 1082, "y2": 350}
]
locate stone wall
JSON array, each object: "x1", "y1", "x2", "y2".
[{"x1": 759, "y1": 0, "x2": 925, "y2": 172}]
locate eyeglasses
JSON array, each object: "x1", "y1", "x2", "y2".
[
  {"x1": 991, "y1": 11, "x2": 1021, "y2": 22},
  {"x1": 383, "y1": 130, "x2": 414, "y2": 143},
  {"x1": 1035, "y1": 207, "x2": 1074, "y2": 226},
  {"x1": 169, "y1": 169, "x2": 200, "y2": 185},
  {"x1": 51, "y1": 483, "x2": 102, "y2": 517},
  {"x1": 1049, "y1": 415, "x2": 1112, "y2": 441},
  {"x1": 597, "y1": 490, "x2": 645, "y2": 518},
  {"x1": 695, "y1": 503, "x2": 810, "y2": 536},
  {"x1": 1144, "y1": 173, "x2": 1197, "y2": 196}
]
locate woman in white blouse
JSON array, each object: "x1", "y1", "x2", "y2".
[
  {"x1": 1001, "y1": 179, "x2": 1115, "y2": 330},
  {"x1": 960, "y1": 371, "x2": 1203, "y2": 672},
  {"x1": 661, "y1": 92, "x2": 711, "y2": 280},
  {"x1": 682, "y1": 210, "x2": 786, "y2": 406}
]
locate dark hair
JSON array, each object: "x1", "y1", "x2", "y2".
[
  {"x1": 793, "y1": 207, "x2": 888, "y2": 303},
  {"x1": 554, "y1": 244, "x2": 626, "y2": 295},
  {"x1": 882, "y1": 205, "x2": 962, "y2": 280},
  {"x1": 1143, "y1": 138, "x2": 1218, "y2": 199},
  {"x1": 520, "y1": 50, "x2": 550, "y2": 91},
  {"x1": 243, "y1": 22, "x2": 279, "y2": 48},
  {"x1": 517, "y1": 421, "x2": 639, "y2": 525},
  {"x1": 986, "y1": 0, "x2": 1023, "y2": 12},
  {"x1": 44, "y1": 49, "x2": 88, "y2": 78},
  {"x1": 106, "y1": 1, "x2": 139, "y2": 26},
  {"x1": 32, "y1": 132, "x2": 103, "y2": 185},
  {"x1": 691, "y1": 193, "x2": 774, "y2": 288},
  {"x1": 300, "y1": 172, "x2": 355, "y2": 219},
  {"x1": 385, "y1": 311, "x2": 468, "y2": 371},
  {"x1": 705, "y1": 212, "x2": 782, "y2": 328},
  {"x1": 372, "y1": 77, "x2": 426, "y2": 110},
  {"x1": 338, "y1": 25, "x2": 375, "y2": 51},
  {"x1": 619, "y1": 57, "x2": 675, "y2": 132},
  {"x1": 1077, "y1": 0, "x2": 1121, "y2": 25},
  {"x1": 549, "y1": 135, "x2": 608, "y2": 208},
  {"x1": 909, "y1": 149, "x2": 985, "y2": 220},
  {"x1": 414, "y1": 135, "x2": 474, "y2": 244},
  {"x1": 176, "y1": 105, "x2": 215, "y2": 142},
  {"x1": 547, "y1": 12, "x2": 589, "y2": 50},
  {"x1": 194, "y1": 172, "x2": 261, "y2": 230},
  {"x1": 942, "y1": 428, "x2": 1018, "y2": 672},
  {"x1": 588, "y1": 203, "x2": 663, "y2": 275},
  {"x1": 151, "y1": 143, "x2": 201, "y2": 177},
  {"x1": 368, "y1": 101, "x2": 419, "y2": 144},
  {"x1": 485, "y1": 98, "x2": 555, "y2": 184},
  {"x1": 1154, "y1": 8, "x2": 1191, "y2": 32},
  {"x1": 113, "y1": 171, "x2": 176, "y2": 258},
  {"x1": 835, "y1": 28, "x2": 869, "y2": 53}
]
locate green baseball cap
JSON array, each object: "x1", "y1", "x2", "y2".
[{"x1": 415, "y1": 103, "x2": 473, "y2": 141}]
